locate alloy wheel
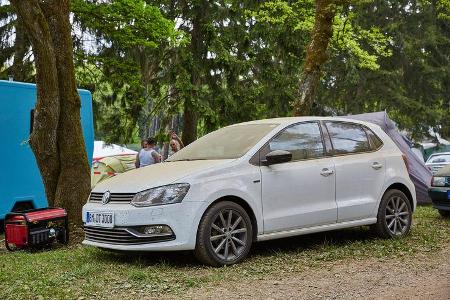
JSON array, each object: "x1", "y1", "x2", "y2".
[
  {"x1": 209, "y1": 209, "x2": 248, "y2": 261},
  {"x1": 385, "y1": 196, "x2": 410, "y2": 236}
]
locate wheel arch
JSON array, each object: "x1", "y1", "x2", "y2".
[
  {"x1": 384, "y1": 182, "x2": 415, "y2": 212},
  {"x1": 203, "y1": 195, "x2": 258, "y2": 242}
]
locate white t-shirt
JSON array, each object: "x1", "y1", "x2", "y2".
[{"x1": 138, "y1": 148, "x2": 158, "y2": 167}]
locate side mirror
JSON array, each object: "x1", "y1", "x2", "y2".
[{"x1": 262, "y1": 150, "x2": 292, "y2": 165}]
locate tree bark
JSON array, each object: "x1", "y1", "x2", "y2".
[
  {"x1": 11, "y1": 0, "x2": 91, "y2": 223},
  {"x1": 293, "y1": 0, "x2": 338, "y2": 116},
  {"x1": 46, "y1": 0, "x2": 91, "y2": 221},
  {"x1": 11, "y1": 0, "x2": 61, "y2": 207},
  {"x1": 182, "y1": 99, "x2": 198, "y2": 145}
]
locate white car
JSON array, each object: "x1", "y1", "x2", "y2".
[
  {"x1": 83, "y1": 117, "x2": 416, "y2": 266},
  {"x1": 425, "y1": 152, "x2": 450, "y2": 175}
]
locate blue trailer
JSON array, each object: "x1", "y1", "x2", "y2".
[{"x1": 0, "y1": 80, "x2": 94, "y2": 220}]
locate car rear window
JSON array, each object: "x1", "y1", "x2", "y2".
[{"x1": 325, "y1": 122, "x2": 371, "y2": 154}]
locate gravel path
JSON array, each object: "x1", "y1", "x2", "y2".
[{"x1": 183, "y1": 246, "x2": 450, "y2": 300}]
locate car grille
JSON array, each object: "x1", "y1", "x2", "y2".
[
  {"x1": 89, "y1": 192, "x2": 135, "y2": 204},
  {"x1": 84, "y1": 226, "x2": 174, "y2": 245}
]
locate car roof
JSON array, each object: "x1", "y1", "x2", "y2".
[{"x1": 232, "y1": 116, "x2": 378, "y2": 127}]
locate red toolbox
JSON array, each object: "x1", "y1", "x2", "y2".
[{"x1": 4, "y1": 208, "x2": 69, "y2": 251}]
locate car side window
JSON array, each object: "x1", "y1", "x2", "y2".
[
  {"x1": 325, "y1": 122, "x2": 370, "y2": 154},
  {"x1": 269, "y1": 122, "x2": 325, "y2": 160},
  {"x1": 365, "y1": 127, "x2": 383, "y2": 150}
]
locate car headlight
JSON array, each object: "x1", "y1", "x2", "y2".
[
  {"x1": 431, "y1": 176, "x2": 446, "y2": 187},
  {"x1": 131, "y1": 183, "x2": 190, "y2": 207}
]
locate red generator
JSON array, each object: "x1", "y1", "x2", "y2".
[{"x1": 4, "y1": 208, "x2": 69, "y2": 251}]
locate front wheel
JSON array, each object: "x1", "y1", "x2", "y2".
[
  {"x1": 373, "y1": 189, "x2": 412, "y2": 238},
  {"x1": 194, "y1": 201, "x2": 253, "y2": 266}
]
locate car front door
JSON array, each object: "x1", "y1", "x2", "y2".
[
  {"x1": 324, "y1": 121, "x2": 386, "y2": 222},
  {"x1": 260, "y1": 122, "x2": 337, "y2": 233}
]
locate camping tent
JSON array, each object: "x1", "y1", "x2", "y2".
[
  {"x1": 91, "y1": 141, "x2": 138, "y2": 187},
  {"x1": 347, "y1": 111, "x2": 432, "y2": 204},
  {"x1": 93, "y1": 141, "x2": 137, "y2": 160},
  {"x1": 91, "y1": 154, "x2": 137, "y2": 187}
]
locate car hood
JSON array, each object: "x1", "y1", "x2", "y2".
[{"x1": 92, "y1": 159, "x2": 233, "y2": 193}]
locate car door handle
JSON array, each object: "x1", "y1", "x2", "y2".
[
  {"x1": 372, "y1": 162, "x2": 383, "y2": 170},
  {"x1": 320, "y1": 168, "x2": 334, "y2": 177}
]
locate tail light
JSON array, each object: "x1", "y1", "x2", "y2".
[{"x1": 402, "y1": 154, "x2": 410, "y2": 173}]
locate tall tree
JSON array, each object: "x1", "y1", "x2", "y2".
[{"x1": 11, "y1": 0, "x2": 90, "y2": 223}]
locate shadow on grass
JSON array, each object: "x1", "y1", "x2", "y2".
[{"x1": 89, "y1": 226, "x2": 378, "y2": 268}]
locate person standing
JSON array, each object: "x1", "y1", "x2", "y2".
[{"x1": 135, "y1": 137, "x2": 161, "y2": 168}]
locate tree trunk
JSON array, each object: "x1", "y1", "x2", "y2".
[
  {"x1": 46, "y1": 0, "x2": 91, "y2": 221},
  {"x1": 293, "y1": 0, "x2": 337, "y2": 116},
  {"x1": 11, "y1": 0, "x2": 91, "y2": 223},
  {"x1": 182, "y1": 99, "x2": 198, "y2": 145},
  {"x1": 11, "y1": 0, "x2": 61, "y2": 207},
  {"x1": 181, "y1": 0, "x2": 208, "y2": 146}
]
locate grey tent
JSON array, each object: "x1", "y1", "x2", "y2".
[{"x1": 346, "y1": 111, "x2": 432, "y2": 204}]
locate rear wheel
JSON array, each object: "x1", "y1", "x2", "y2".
[
  {"x1": 194, "y1": 201, "x2": 253, "y2": 266},
  {"x1": 373, "y1": 189, "x2": 412, "y2": 238},
  {"x1": 438, "y1": 209, "x2": 450, "y2": 218}
]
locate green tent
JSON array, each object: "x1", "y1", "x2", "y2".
[{"x1": 91, "y1": 154, "x2": 136, "y2": 187}]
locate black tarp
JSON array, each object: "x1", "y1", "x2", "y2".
[{"x1": 347, "y1": 111, "x2": 432, "y2": 204}]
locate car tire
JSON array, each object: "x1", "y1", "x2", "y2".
[
  {"x1": 373, "y1": 189, "x2": 412, "y2": 239},
  {"x1": 194, "y1": 201, "x2": 253, "y2": 266},
  {"x1": 438, "y1": 209, "x2": 450, "y2": 218}
]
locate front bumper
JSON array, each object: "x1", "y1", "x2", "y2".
[
  {"x1": 428, "y1": 187, "x2": 450, "y2": 211},
  {"x1": 82, "y1": 201, "x2": 205, "y2": 251}
]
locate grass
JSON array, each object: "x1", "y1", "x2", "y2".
[{"x1": 0, "y1": 206, "x2": 449, "y2": 299}]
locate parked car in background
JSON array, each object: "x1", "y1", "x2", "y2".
[
  {"x1": 425, "y1": 152, "x2": 450, "y2": 174},
  {"x1": 82, "y1": 117, "x2": 416, "y2": 266},
  {"x1": 428, "y1": 165, "x2": 450, "y2": 217}
]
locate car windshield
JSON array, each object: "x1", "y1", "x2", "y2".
[
  {"x1": 427, "y1": 154, "x2": 450, "y2": 164},
  {"x1": 167, "y1": 123, "x2": 279, "y2": 161}
]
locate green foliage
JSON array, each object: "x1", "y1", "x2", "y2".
[
  {"x1": 72, "y1": 0, "x2": 177, "y2": 143},
  {"x1": 1, "y1": 0, "x2": 448, "y2": 141},
  {"x1": 316, "y1": 0, "x2": 450, "y2": 139}
]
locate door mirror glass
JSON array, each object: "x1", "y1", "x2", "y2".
[{"x1": 264, "y1": 150, "x2": 292, "y2": 165}]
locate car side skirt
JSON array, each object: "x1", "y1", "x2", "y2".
[{"x1": 257, "y1": 218, "x2": 377, "y2": 242}]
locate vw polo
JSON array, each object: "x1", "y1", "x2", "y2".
[{"x1": 83, "y1": 117, "x2": 416, "y2": 266}]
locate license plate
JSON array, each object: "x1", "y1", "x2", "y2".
[{"x1": 86, "y1": 211, "x2": 114, "y2": 228}]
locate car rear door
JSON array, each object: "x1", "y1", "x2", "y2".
[
  {"x1": 324, "y1": 121, "x2": 386, "y2": 222},
  {"x1": 260, "y1": 122, "x2": 337, "y2": 233}
]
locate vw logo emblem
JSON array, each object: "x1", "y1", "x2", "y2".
[{"x1": 102, "y1": 191, "x2": 111, "y2": 205}]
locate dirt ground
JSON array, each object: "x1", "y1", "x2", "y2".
[{"x1": 182, "y1": 246, "x2": 450, "y2": 300}]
